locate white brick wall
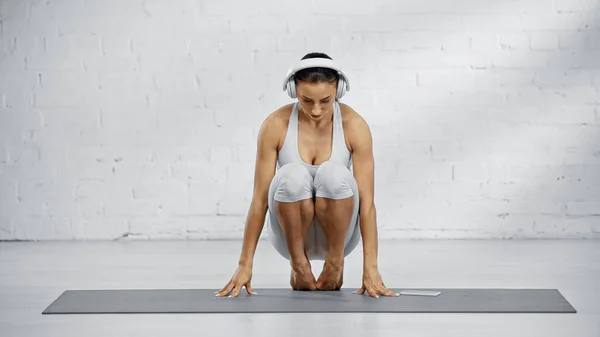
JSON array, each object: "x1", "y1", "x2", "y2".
[{"x1": 1, "y1": 0, "x2": 599, "y2": 241}]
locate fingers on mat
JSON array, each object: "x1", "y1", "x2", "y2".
[
  {"x1": 379, "y1": 285, "x2": 395, "y2": 297},
  {"x1": 216, "y1": 282, "x2": 234, "y2": 297},
  {"x1": 353, "y1": 287, "x2": 365, "y2": 294},
  {"x1": 230, "y1": 285, "x2": 242, "y2": 298},
  {"x1": 245, "y1": 284, "x2": 257, "y2": 295}
]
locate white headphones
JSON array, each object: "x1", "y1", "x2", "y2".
[{"x1": 282, "y1": 58, "x2": 351, "y2": 100}]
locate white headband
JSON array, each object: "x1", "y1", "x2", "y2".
[{"x1": 282, "y1": 58, "x2": 351, "y2": 91}]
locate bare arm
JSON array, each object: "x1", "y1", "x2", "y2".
[
  {"x1": 238, "y1": 115, "x2": 280, "y2": 268},
  {"x1": 348, "y1": 115, "x2": 378, "y2": 271}
]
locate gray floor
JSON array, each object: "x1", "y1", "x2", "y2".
[{"x1": 1, "y1": 239, "x2": 599, "y2": 337}]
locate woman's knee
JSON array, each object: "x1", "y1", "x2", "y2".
[
  {"x1": 314, "y1": 161, "x2": 355, "y2": 200},
  {"x1": 272, "y1": 163, "x2": 314, "y2": 203}
]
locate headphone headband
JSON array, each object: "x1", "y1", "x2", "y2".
[{"x1": 282, "y1": 58, "x2": 351, "y2": 93}]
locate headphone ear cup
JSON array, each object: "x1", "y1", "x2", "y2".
[
  {"x1": 287, "y1": 77, "x2": 296, "y2": 99},
  {"x1": 336, "y1": 77, "x2": 346, "y2": 99}
]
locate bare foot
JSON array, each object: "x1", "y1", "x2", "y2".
[
  {"x1": 316, "y1": 259, "x2": 344, "y2": 291},
  {"x1": 290, "y1": 259, "x2": 317, "y2": 291}
]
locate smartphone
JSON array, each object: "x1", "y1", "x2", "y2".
[{"x1": 399, "y1": 290, "x2": 441, "y2": 297}]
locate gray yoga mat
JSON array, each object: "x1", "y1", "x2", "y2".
[{"x1": 42, "y1": 288, "x2": 576, "y2": 314}]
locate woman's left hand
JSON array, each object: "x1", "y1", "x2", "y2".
[{"x1": 354, "y1": 266, "x2": 398, "y2": 298}]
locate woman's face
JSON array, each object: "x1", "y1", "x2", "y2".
[{"x1": 296, "y1": 80, "x2": 337, "y2": 120}]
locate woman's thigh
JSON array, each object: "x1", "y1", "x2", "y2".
[
  {"x1": 267, "y1": 163, "x2": 361, "y2": 261},
  {"x1": 310, "y1": 174, "x2": 361, "y2": 261}
]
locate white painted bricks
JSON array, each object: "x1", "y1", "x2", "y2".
[{"x1": 1, "y1": 0, "x2": 599, "y2": 241}]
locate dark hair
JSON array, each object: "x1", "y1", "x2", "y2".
[{"x1": 294, "y1": 52, "x2": 339, "y2": 85}]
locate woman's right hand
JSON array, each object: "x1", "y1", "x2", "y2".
[{"x1": 215, "y1": 264, "x2": 256, "y2": 298}]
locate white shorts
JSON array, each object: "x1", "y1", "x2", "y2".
[{"x1": 266, "y1": 161, "x2": 361, "y2": 261}]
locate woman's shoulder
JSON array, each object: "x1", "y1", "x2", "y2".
[
  {"x1": 338, "y1": 102, "x2": 368, "y2": 127},
  {"x1": 257, "y1": 104, "x2": 294, "y2": 149},
  {"x1": 273, "y1": 103, "x2": 295, "y2": 119},
  {"x1": 338, "y1": 102, "x2": 372, "y2": 151},
  {"x1": 262, "y1": 103, "x2": 293, "y2": 128}
]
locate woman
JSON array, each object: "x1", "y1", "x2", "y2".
[{"x1": 216, "y1": 52, "x2": 396, "y2": 299}]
